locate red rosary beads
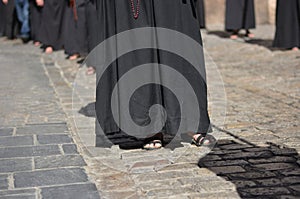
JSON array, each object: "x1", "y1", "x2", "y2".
[{"x1": 130, "y1": 0, "x2": 140, "y2": 19}]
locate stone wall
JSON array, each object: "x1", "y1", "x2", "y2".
[{"x1": 204, "y1": 0, "x2": 276, "y2": 27}]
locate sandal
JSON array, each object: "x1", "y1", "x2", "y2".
[
  {"x1": 230, "y1": 34, "x2": 238, "y2": 40},
  {"x1": 192, "y1": 133, "x2": 216, "y2": 147},
  {"x1": 245, "y1": 30, "x2": 254, "y2": 38},
  {"x1": 143, "y1": 132, "x2": 163, "y2": 150},
  {"x1": 143, "y1": 140, "x2": 162, "y2": 150},
  {"x1": 68, "y1": 54, "x2": 80, "y2": 60},
  {"x1": 230, "y1": 30, "x2": 239, "y2": 40},
  {"x1": 45, "y1": 46, "x2": 53, "y2": 54}
]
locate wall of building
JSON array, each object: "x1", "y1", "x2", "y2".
[{"x1": 204, "y1": 0, "x2": 276, "y2": 27}]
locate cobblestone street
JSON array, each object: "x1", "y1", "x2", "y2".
[{"x1": 0, "y1": 25, "x2": 299, "y2": 198}]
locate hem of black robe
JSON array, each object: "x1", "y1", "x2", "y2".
[
  {"x1": 225, "y1": 26, "x2": 256, "y2": 31},
  {"x1": 273, "y1": 43, "x2": 300, "y2": 49}
]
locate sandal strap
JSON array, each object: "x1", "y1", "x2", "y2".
[
  {"x1": 152, "y1": 140, "x2": 162, "y2": 145},
  {"x1": 143, "y1": 139, "x2": 162, "y2": 150},
  {"x1": 195, "y1": 134, "x2": 206, "y2": 145}
]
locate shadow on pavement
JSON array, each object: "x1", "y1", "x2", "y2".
[
  {"x1": 245, "y1": 39, "x2": 275, "y2": 51},
  {"x1": 207, "y1": 30, "x2": 276, "y2": 51},
  {"x1": 78, "y1": 102, "x2": 96, "y2": 118},
  {"x1": 198, "y1": 130, "x2": 300, "y2": 198},
  {"x1": 207, "y1": 30, "x2": 231, "y2": 38}
]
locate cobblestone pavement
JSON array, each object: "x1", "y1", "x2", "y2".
[
  {"x1": 1, "y1": 24, "x2": 299, "y2": 199},
  {"x1": 0, "y1": 39, "x2": 100, "y2": 198}
]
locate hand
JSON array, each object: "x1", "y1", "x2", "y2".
[
  {"x1": 2, "y1": 0, "x2": 8, "y2": 5},
  {"x1": 36, "y1": 0, "x2": 44, "y2": 7}
]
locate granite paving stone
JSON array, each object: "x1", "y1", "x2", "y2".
[
  {"x1": 14, "y1": 168, "x2": 89, "y2": 188},
  {"x1": 62, "y1": 144, "x2": 79, "y2": 154},
  {"x1": 41, "y1": 183, "x2": 100, "y2": 199},
  {"x1": 37, "y1": 134, "x2": 73, "y2": 145},
  {"x1": 0, "y1": 128, "x2": 13, "y2": 137},
  {"x1": 0, "y1": 189, "x2": 36, "y2": 197},
  {"x1": 0, "y1": 195, "x2": 36, "y2": 199},
  {"x1": 16, "y1": 124, "x2": 68, "y2": 135},
  {"x1": 0, "y1": 145, "x2": 61, "y2": 159},
  {"x1": 0, "y1": 175, "x2": 8, "y2": 190},
  {"x1": 0, "y1": 158, "x2": 32, "y2": 173},
  {"x1": 0, "y1": 136, "x2": 33, "y2": 147},
  {"x1": 34, "y1": 155, "x2": 86, "y2": 169}
]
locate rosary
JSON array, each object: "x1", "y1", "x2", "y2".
[{"x1": 130, "y1": 0, "x2": 141, "y2": 19}]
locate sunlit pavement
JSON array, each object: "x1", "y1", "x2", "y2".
[{"x1": 0, "y1": 24, "x2": 299, "y2": 198}]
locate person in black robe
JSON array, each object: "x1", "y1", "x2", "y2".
[
  {"x1": 1, "y1": 0, "x2": 19, "y2": 39},
  {"x1": 0, "y1": 1, "x2": 5, "y2": 36},
  {"x1": 273, "y1": 0, "x2": 300, "y2": 51},
  {"x1": 194, "y1": 0, "x2": 205, "y2": 29},
  {"x1": 225, "y1": 0, "x2": 256, "y2": 39},
  {"x1": 91, "y1": 0, "x2": 212, "y2": 150},
  {"x1": 64, "y1": 0, "x2": 88, "y2": 60},
  {"x1": 29, "y1": 0, "x2": 42, "y2": 45},
  {"x1": 84, "y1": 0, "x2": 101, "y2": 75},
  {"x1": 36, "y1": 0, "x2": 66, "y2": 53}
]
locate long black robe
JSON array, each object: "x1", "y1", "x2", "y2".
[
  {"x1": 85, "y1": 0, "x2": 101, "y2": 53},
  {"x1": 273, "y1": 0, "x2": 300, "y2": 49},
  {"x1": 1, "y1": 0, "x2": 19, "y2": 39},
  {"x1": 194, "y1": 0, "x2": 205, "y2": 29},
  {"x1": 84, "y1": 0, "x2": 102, "y2": 69},
  {"x1": 38, "y1": 0, "x2": 66, "y2": 50},
  {"x1": 29, "y1": 0, "x2": 42, "y2": 42},
  {"x1": 0, "y1": 1, "x2": 4, "y2": 36},
  {"x1": 64, "y1": 0, "x2": 88, "y2": 56},
  {"x1": 225, "y1": 0, "x2": 256, "y2": 31},
  {"x1": 92, "y1": 0, "x2": 211, "y2": 149}
]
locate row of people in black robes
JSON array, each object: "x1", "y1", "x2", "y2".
[
  {"x1": 0, "y1": 0, "x2": 299, "y2": 58},
  {"x1": 226, "y1": 0, "x2": 300, "y2": 50}
]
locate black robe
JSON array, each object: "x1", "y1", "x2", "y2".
[
  {"x1": 1, "y1": 0, "x2": 19, "y2": 39},
  {"x1": 38, "y1": 0, "x2": 66, "y2": 50},
  {"x1": 0, "y1": 1, "x2": 5, "y2": 36},
  {"x1": 194, "y1": 0, "x2": 205, "y2": 29},
  {"x1": 273, "y1": 0, "x2": 300, "y2": 49},
  {"x1": 29, "y1": 0, "x2": 42, "y2": 42},
  {"x1": 64, "y1": 0, "x2": 88, "y2": 56},
  {"x1": 85, "y1": 0, "x2": 101, "y2": 53},
  {"x1": 225, "y1": 0, "x2": 256, "y2": 31},
  {"x1": 92, "y1": 0, "x2": 211, "y2": 149}
]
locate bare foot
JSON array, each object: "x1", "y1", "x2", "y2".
[
  {"x1": 34, "y1": 41, "x2": 41, "y2": 46},
  {"x1": 69, "y1": 54, "x2": 80, "y2": 60},
  {"x1": 45, "y1": 46, "x2": 53, "y2": 54},
  {"x1": 143, "y1": 140, "x2": 162, "y2": 150},
  {"x1": 246, "y1": 33, "x2": 255, "y2": 38},
  {"x1": 246, "y1": 30, "x2": 255, "y2": 38},
  {"x1": 292, "y1": 47, "x2": 299, "y2": 51},
  {"x1": 230, "y1": 34, "x2": 238, "y2": 40},
  {"x1": 86, "y1": 66, "x2": 96, "y2": 75}
]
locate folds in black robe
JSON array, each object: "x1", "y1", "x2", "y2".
[
  {"x1": 194, "y1": 0, "x2": 205, "y2": 29},
  {"x1": 273, "y1": 0, "x2": 300, "y2": 49},
  {"x1": 29, "y1": 0, "x2": 42, "y2": 42},
  {"x1": 64, "y1": 0, "x2": 88, "y2": 56},
  {"x1": 39, "y1": 0, "x2": 66, "y2": 50},
  {"x1": 1, "y1": 0, "x2": 19, "y2": 39},
  {"x1": 85, "y1": 0, "x2": 101, "y2": 53},
  {"x1": 0, "y1": 1, "x2": 5, "y2": 36},
  {"x1": 93, "y1": 0, "x2": 211, "y2": 149},
  {"x1": 225, "y1": 0, "x2": 256, "y2": 31}
]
